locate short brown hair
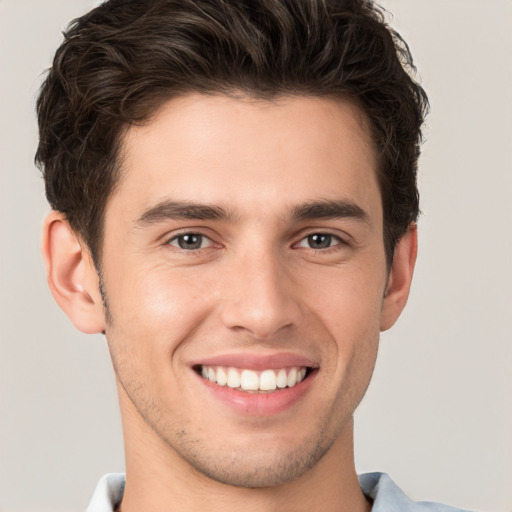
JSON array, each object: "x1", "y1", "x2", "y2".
[{"x1": 35, "y1": 0, "x2": 428, "y2": 266}]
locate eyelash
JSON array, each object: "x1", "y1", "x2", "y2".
[
  {"x1": 294, "y1": 232, "x2": 345, "y2": 251},
  {"x1": 167, "y1": 231, "x2": 347, "y2": 252},
  {"x1": 167, "y1": 232, "x2": 214, "y2": 251}
]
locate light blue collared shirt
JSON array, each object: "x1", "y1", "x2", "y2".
[{"x1": 86, "y1": 472, "x2": 472, "y2": 511}]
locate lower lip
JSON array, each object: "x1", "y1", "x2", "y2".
[{"x1": 196, "y1": 370, "x2": 316, "y2": 416}]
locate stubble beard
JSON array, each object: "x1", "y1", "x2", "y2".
[
  {"x1": 100, "y1": 274, "x2": 370, "y2": 490},
  {"x1": 129, "y1": 386, "x2": 343, "y2": 489},
  {"x1": 111, "y1": 353, "x2": 353, "y2": 490},
  {"x1": 163, "y1": 420, "x2": 340, "y2": 488}
]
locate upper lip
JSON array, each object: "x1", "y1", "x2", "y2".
[{"x1": 190, "y1": 352, "x2": 318, "y2": 371}]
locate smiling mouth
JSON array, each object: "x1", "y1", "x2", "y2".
[{"x1": 194, "y1": 365, "x2": 311, "y2": 393}]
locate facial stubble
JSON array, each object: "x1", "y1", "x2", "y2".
[{"x1": 98, "y1": 273, "x2": 377, "y2": 489}]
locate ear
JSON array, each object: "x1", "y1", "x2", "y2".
[
  {"x1": 380, "y1": 223, "x2": 418, "y2": 331},
  {"x1": 41, "y1": 211, "x2": 106, "y2": 334}
]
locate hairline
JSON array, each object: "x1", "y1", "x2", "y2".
[{"x1": 87, "y1": 89, "x2": 394, "y2": 272}]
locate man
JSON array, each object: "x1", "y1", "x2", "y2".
[{"x1": 35, "y1": 0, "x2": 468, "y2": 510}]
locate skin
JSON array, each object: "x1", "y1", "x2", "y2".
[{"x1": 42, "y1": 94, "x2": 417, "y2": 512}]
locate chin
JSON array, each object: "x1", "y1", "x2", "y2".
[{"x1": 169, "y1": 428, "x2": 336, "y2": 488}]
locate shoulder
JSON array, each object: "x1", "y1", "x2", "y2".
[{"x1": 359, "y1": 473, "x2": 474, "y2": 512}]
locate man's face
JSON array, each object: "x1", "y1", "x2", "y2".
[{"x1": 100, "y1": 94, "x2": 390, "y2": 487}]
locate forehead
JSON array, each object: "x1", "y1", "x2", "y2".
[{"x1": 111, "y1": 93, "x2": 380, "y2": 223}]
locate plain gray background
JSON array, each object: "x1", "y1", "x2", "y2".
[{"x1": 1, "y1": 1, "x2": 511, "y2": 511}]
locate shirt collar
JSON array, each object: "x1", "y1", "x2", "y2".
[
  {"x1": 86, "y1": 471, "x2": 469, "y2": 512},
  {"x1": 86, "y1": 473, "x2": 124, "y2": 512}
]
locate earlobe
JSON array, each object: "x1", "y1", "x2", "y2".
[
  {"x1": 380, "y1": 223, "x2": 418, "y2": 332},
  {"x1": 41, "y1": 211, "x2": 106, "y2": 334}
]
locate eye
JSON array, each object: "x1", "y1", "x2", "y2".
[
  {"x1": 297, "y1": 233, "x2": 343, "y2": 250},
  {"x1": 168, "y1": 233, "x2": 212, "y2": 250}
]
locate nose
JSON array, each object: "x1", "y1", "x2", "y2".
[{"x1": 219, "y1": 248, "x2": 302, "y2": 340}]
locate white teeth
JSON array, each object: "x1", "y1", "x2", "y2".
[
  {"x1": 240, "y1": 370, "x2": 259, "y2": 390},
  {"x1": 227, "y1": 367, "x2": 241, "y2": 388},
  {"x1": 287, "y1": 367, "x2": 297, "y2": 387},
  {"x1": 200, "y1": 365, "x2": 309, "y2": 392},
  {"x1": 276, "y1": 369, "x2": 288, "y2": 388},
  {"x1": 259, "y1": 369, "x2": 277, "y2": 391},
  {"x1": 216, "y1": 367, "x2": 227, "y2": 386}
]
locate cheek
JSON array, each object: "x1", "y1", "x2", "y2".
[
  {"x1": 104, "y1": 262, "x2": 216, "y2": 361},
  {"x1": 308, "y1": 263, "x2": 385, "y2": 337},
  {"x1": 317, "y1": 271, "x2": 382, "y2": 394},
  {"x1": 305, "y1": 262, "x2": 384, "y2": 387}
]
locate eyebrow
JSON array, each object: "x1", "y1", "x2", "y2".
[
  {"x1": 135, "y1": 200, "x2": 237, "y2": 226},
  {"x1": 134, "y1": 198, "x2": 369, "y2": 227},
  {"x1": 291, "y1": 200, "x2": 370, "y2": 223}
]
